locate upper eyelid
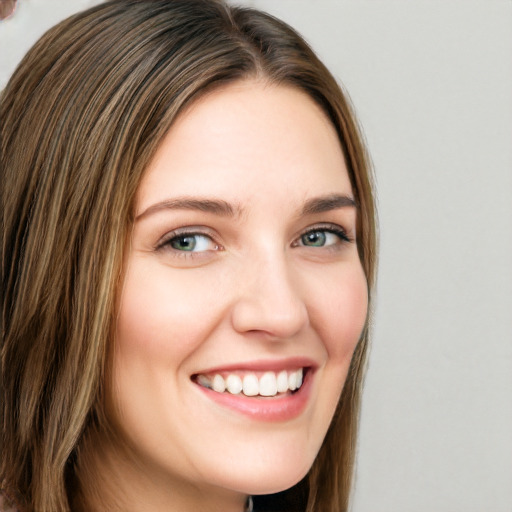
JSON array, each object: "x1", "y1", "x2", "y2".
[
  {"x1": 300, "y1": 222, "x2": 347, "y2": 233},
  {"x1": 155, "y1": 227, "x2": 220, "y2": 250},
  {"x1": 296, "y1": 222, "x2": 352, "y2": 240}
]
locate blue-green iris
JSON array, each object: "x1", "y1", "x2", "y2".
[
  {"x1": 170, "y1": 235, "x2": 197, "y2": 251},
  {"x1": 301, "y1": 231, "x2": 326, "y2": 247}
]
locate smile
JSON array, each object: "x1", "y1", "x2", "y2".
[
  {"x1": 195, "y1": 368, "x2": 304, "y2": 398},
  {"x1": 192, "y1": 363, "x2": 314, "y2": 421}
]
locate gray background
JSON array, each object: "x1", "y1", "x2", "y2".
[{"x1": 1, "y1": 1, "x2": 511, "y2": 511}]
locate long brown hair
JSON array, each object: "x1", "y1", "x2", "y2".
[{"x1": 1, "y1": 1, "x2": 377, "y2": 510}]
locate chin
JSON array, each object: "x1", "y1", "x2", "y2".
[
  {"x1": 203, "y1": 437, "x2": 318, "y2": 496},
  {"x1": 221, "y1": 464, "x2": 310, "y2": 496},
  {"x1": 242, "y1": 467, "x2": 310, "y2": 496}
]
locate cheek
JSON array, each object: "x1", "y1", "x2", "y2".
[
  {"x1": 115, "y1": 260, "x2": 223, "y2": 363},
  {"x1": 109, "y1": 261, "x2": 224, "y2": 436},
  {"x1": 311, "y1": 262, "x2": 368, "y2": 361},
  {"x1": 297, "y1": 262, "x2": 368, "y2": 462},
  {"x1": 108, "y1": 261, "x2": 227, "y2": 455}
]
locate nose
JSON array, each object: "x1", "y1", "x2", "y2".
[{"x1": 230, "y1": 254, "x2": 309, "y2": 340}]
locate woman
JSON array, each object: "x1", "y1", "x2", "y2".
[{"x1": 1, "y1": 0, "x2": 377, "y2": 511}]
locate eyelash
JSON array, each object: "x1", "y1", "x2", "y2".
[
  {"x1": 294, "y1": 223, "x2": 352, "y2": 248},
  {"x1": 156, "y1": 223, "x2": 352, "y2": 257},
  {"x1": 156, "y1": 228, "x2": 220, "y2": 257}
]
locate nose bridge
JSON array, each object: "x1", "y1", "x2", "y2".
[{"x1": 230, "y1": 246, "x2": 309, "y2": 338}]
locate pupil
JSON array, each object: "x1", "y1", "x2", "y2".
[
  {"x1": 172, "y1": 236, "x2": 196, "y2": 251},
  {"x1": 303, "y1": 231, "x2": 325, "y2": 246}
]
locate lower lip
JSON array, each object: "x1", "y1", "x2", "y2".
[{"x1": 195, "y1": 370, "x2": 313, "y2": 422}]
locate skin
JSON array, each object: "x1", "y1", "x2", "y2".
[{"x1": 83, "y1": 80, "x2": 368, "y2": 512}]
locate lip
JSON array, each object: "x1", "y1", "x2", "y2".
[
  {"x1": 192, "y1": 358, "x2": 317, "y2": 422},
  {"x1": 194, "y1": 356, "x2": 317, "y2": 375}
]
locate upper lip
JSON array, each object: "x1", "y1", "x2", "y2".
[{"x1": 193, "y1": 357, "x2": 318, "y2": 375}]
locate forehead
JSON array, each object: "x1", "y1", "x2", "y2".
[{"x1": 136, "y1": 80, "x2": 352, "y2": 214}]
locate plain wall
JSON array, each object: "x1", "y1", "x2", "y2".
[{"x1": 1, "y1": 1, "x2": 511, "y2": 511}]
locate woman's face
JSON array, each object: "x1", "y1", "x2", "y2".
[{"x1": 109, "y1": 81, "x2": 368, "y2": 504}]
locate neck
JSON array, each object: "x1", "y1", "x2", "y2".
[{"x1": 72, "y1": 426, "x2": 248, "y2": 512}]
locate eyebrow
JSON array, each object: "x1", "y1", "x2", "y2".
[
  {"x1": 135, "y1": 197, "x2": 240, "y2": 221},
  {"x1": 135, "y1": 193, "x2": 356, "y2": 221},
  {"x1": 301, "y1": 194, "x2": 357, "y2": 215}
]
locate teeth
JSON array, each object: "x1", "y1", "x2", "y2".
[
  {"x1": 276, "y1": 370, "x2": 288, "y2": 393},
  {"x1": 212, "y1": 374, "x2": 226, "y2": 393},
  {"x1": 259, "y1": 372, "x2": 277, "y2": 396},
  {"x1": 288, "y1": 371, "x2": 298, "y2": 391},
  {"x1": 242, "y1": 374, "x2": 259, "y2": 396},
  {"x1": 296, "y1": 369, "x2": 303, "y2": 389},
  {"x1": 226, "y1": 374, "x2": 243, "y2": 394},
  {"x1": 197, "y1": 374, "x2": 211, "y2": 389},
  {"x1": 197, "y1": 368, "x2": 304, "y2": 397}
]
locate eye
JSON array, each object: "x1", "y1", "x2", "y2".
[
  {"x1": 158, "y1": 231, "x2": 219, "y2": 253},
  {"x1": 296, "y1": 225, "x2": 351, "y2": 248}
]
